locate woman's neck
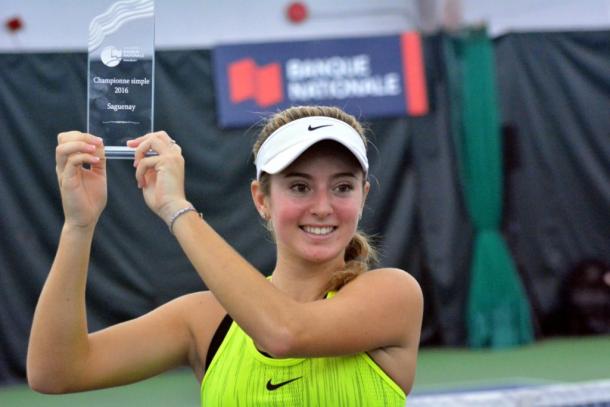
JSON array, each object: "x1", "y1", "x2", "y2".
[{"x1": 270, "y1": 255, "x2": 344, "y2": 302}]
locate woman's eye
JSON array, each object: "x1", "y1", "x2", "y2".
[
  {"x1": 290, "y1": 183, "x2": 309, "y2": 193},
  {"x1": 334, "y1": 183, "x2": 354, "y2": 194}
]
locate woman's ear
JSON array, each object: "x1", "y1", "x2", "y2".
[
  {"x1": 357, "y1": 180, "x2": 370, "y2": 220},
  {"x1": 251, "y1": 180, "x2": 269, "y2": 220},
  {"x1": 362, "y1": 180, "x2": 370, "y2": 208}
]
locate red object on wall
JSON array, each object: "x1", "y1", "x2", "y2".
[
  {"x1": 229, "y1": 59, "x2": 256, "y2": 103},
  {"x1": 286, "y1": 2, "x2": 308, "y2": 24},
  {"x1": 6, "y1": 16, "x2": 24, "y2": 32},
  {"x1": 228, "y1": 58, "x2": 283, "y2": 107},
  {"x1": 400, "y1": 32, "x2": 429, "y2": 116}
]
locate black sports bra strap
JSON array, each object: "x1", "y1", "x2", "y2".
[{"x1": 205, "y1": 313, "x2": 233, "y2": 372}]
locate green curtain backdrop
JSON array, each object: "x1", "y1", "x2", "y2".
[{"x1": 446, "y1": 29, "x2": 534, "y2": 348}]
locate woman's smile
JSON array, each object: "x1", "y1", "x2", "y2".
[{"x1": 300, "y1": 225, "x2": 337, "y2": 237}]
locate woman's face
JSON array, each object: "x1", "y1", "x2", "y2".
[{"x1": 262, "y1": 141, "x2": 369, "y2": 266}]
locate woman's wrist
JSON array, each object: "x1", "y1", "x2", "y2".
[
  {"x1": 62, "y1": 221, "x2": 97, "y2": 237},
  {"x1": 168, "y1": 206, "x2": 202, "y2": 234},
  {"x1": 159, "y1": 199, "x2": 193, "y2": 228}
]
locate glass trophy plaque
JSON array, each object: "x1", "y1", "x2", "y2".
[{"x1": 87, "y1": 0, "x2": 155, "y2": 159}]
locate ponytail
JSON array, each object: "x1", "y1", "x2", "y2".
[{"x1": 325, "y1": 231, "x2": 377, "y2": 293}]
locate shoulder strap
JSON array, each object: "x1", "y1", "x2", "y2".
[{"x1": 205, "y1": 313, "x2": 233, "y2": 372}]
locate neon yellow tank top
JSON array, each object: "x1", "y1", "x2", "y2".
[{"x1": 201, "y1": 298, "x2": 406, "y2": 406}]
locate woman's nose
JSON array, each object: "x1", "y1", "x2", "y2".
[{"x1": 310, "y1": 190, "x2": 333, "y2": 217}]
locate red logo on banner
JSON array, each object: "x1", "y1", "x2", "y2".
[{"x1": 228, "y1": 59, "x2": 283, "y2": 107}]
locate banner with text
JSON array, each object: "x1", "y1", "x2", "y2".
[{"x1": 212, "y1": 33, "x2": 429, "y2": 128}]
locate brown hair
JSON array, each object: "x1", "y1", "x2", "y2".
[{"x1": 253, "y1": 106, "x2": 377, "y2": 293}]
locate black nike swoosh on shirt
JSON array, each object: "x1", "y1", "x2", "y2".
[
  {"x1": 308, "y1": 124, "x2": 333, "y2": 131},
  {"x1": 266, "y1": 377, "x2": 302, "y2": 391}
]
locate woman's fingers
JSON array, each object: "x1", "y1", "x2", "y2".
[
  {"x1": 56, "y1": 141, "x2": 96, "y2": 170},
  {"x1": 61, "y1": 152, "x2": 103, "y2": 183},
  {"x1": 91, "y1": 139, "x2": 107, "y2": 173},
  {"x1": 56, "y1": 132, "x2": 104, "y2": 176},
  {"x1": 129, "y1": 131, "x2": 182, "y2": 187},
  {"x1": 128, "y1": 131, "x2": 175, "y2": 165},
  {"x1": 125, "y1": 133, "x2": 148, "y2": 148},
  {"x1": 128, "y1": 131, "x2": 186, "y2": 219},
  {"x1": 134, "y1": 154, "x2": 161, "y2": 188},
  {"x1": 57, "y1": 131, "x2": 102, "y2": 148},
  {"x1": 127, "y1": 130, "x2": 172, "y2": 147}
]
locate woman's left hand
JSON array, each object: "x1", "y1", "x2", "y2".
[{"x1": 128, "y1": 131, "x2": 190, "y2": 225}]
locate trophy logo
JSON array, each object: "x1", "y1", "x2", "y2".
[{"x1": 101, "y1": 46, "x2": 122, "y2": 67}]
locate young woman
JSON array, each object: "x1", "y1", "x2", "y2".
[{"x1": 28, "y1": 105, "x2": 423, "y2": 405}]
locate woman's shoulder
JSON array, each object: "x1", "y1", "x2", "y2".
[
  {"x1": 173, "y1": 289, "x2": 222, "y2": 305},
  {"x1": 164, "y1": 290, "x2": 227, "y2": 333},
  {"x1": 352, "y1": 267, "x2": 421, "y2": 292},
  {"x1": 338, "y1": 268, "x2": 423, "y2": 307},
  {"x1": 174, "y1": 290, "x2": 226, "y2": 314}
]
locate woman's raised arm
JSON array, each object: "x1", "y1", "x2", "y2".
[{"x1": 27, "y1": 132, "x2": 202, "y2": 393}]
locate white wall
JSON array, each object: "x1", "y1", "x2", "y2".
[
  {"x1": 1, "y1": 0, "x2": 609, "y2": 52},
  {"x1": 0, "y1": 0, "x2": 418, "y2": 51}
]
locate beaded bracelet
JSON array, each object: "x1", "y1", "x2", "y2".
[{"x1": 168, "y1": 206, "x2": 200, "y2": 234}]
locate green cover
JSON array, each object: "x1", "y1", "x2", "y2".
[{"x1": 446, "y1": 29, "x2": 534, "y2": 348}]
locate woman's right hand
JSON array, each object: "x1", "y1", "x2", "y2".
[{"x1": 55, "y1": 131, "x2": 107, "y2": 228}]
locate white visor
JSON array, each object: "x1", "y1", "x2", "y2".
[{"x1": 255, "y1": 116, "x2": 369, "y2": 180}]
